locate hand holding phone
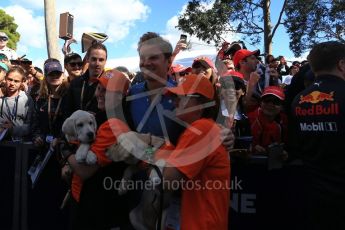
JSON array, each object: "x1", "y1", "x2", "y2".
[{"x1": 179, "y1": 34, "x2": 188, "y2": 50}]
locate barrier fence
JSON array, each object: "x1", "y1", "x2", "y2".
[
  {"x1": 0, "y1": 142, "x2": 36, "y2": 230},
  {"x1": 0, "y1": 141, "x2": 304, "y2": 230}
]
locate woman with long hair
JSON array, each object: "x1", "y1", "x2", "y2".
[
  {"x1": 32, "y1": 58, "x2": 69, "y2": 146},
  {"x1": 30, "y1": 58, "x2": 70, "y2": 230}
]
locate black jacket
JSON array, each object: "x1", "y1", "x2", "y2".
[{"x1": 65, "y1": 70, "x2": 100, "y2": 118}]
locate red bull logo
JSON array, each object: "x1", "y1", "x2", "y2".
[
  {"x1": 295, "y1": 103, "x2": 339, "y2": 116},
  {"x1": 299, "y1": 91, "x2": 334, "y2": 104}
]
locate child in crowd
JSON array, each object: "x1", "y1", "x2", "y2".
[{"x1": 247, "y1": 86, "x2": 288, "y2": 154}]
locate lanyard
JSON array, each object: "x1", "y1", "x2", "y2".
[
  {"x1": 0, "y1": 95, "x2": 19, "y2": 121},
  {"x1": 48, "y1": 96, "x2": 62, "y2": 133},
  {"x1": 80, "y1": 80, "x2": 96, "y2": 110}
]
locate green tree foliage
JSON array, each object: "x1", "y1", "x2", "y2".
[
  {"x1": 285, "y1": 0, "x2": 345, "y2": 56},
  {"x1": 0, "y1": 9, "x2": 20, "y2": 50},
  {"x1": 178, "y1": 0, "x2": 345, "y2": 57}
]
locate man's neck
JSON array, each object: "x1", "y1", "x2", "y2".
[
  {"x1": 7, "y1": 90, "x2": 20, "y2": 98},
  {"x1": 0, "y1": 45, "x2": 5, "y2": 50},
  {"x1": 315, "y1": 70, "x2": 345, "y2": 81},
  {"x1": 146, "y1": 80, "x2": 166, "y2": 91}
]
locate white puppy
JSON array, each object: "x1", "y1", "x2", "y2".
[{"x1": 62, "y1": 110, "x2": 97, "y2": 164}]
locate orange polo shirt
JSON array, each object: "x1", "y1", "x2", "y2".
[{"x1": 165, "y1": 118, "x2": 231, "y2": 230}]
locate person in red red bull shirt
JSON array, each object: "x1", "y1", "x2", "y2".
[{"x1": 290, "y1": 41, "x2": 345, "y2": 230}]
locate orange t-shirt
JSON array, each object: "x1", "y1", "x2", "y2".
[
  {"x1": 71, "y1": 118, "x2": 130, "y2": 202},
  {"x1": 165, "y1": 118, "x2": 231, "y2": 230}
]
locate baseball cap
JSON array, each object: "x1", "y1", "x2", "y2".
[
  {"x1": 97, "y1": 69, "x2": 130, "y2": 94},
  {"x1": 166, "y1": 74, "x2": 214, "y2": 99},
  {"x1": 261, "y1": 86, "x2": 285, "y2": 101},
  {"x1": 233, "y1": 49, "x2": 260, "y2": 67},
  {"x1": 0, "y1": 32, "x2": 9, "y2": 39},
  {"x1": 0, "y1": 62, "x2": 9, "y2": 72},
  {"x1": 192, "y1": 56, "x2": 216, "y2": 70},
  {"x1": 221, "y1": 70, "x2": 244, "y2": 79},
  {"x1": 0, "y1": 53, "x2": 8, "y2": 61},
  {"x1": 170, "y1": 64, "x2": 192, "y2": 74},
  {"x1": 224, "y1": 42, "x2": 242, "y2": 57},
  {"x1": 220, "y1": 70, "x2": 245, "y2": 91},
  {"x1": 44, "y1": 60, "x2": 63, "y2": 75}
]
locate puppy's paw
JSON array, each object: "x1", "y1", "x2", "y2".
[
  {"x1": 75, "y1": 152, "x2": 85, "y2": 163},
  {"x1": 86, "y1": 151, "x2": 97, "y2": 165}
]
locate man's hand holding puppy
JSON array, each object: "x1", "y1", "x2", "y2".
[{"x1": 105, "y1": 132, "x2": 165, "y2": 163}]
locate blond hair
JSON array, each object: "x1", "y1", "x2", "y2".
[{"x1": 37, "y1": 76, "x2": 69, "y2": 99}]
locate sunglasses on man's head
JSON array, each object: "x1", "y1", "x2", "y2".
[
  {"x1": 0, "y1": 37, "x2": 8, "y2": 42},
  {"x1": 68, "y1": 62, "x2": 83, "y2": 67}
]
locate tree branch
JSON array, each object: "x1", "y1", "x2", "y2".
[
  {"x1": 225, "y1": 28, "x2": 264, "y2": 35},
  {"x1": 243, "y1": 0, "x2": 262, "y2": 8},
  {"x1": 271, "y1": 0, "x2": 288, "y2": 39}
]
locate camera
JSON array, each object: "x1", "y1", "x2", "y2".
[{"x1": 10, "y1": 59, "x2": 32, "y2": 66}]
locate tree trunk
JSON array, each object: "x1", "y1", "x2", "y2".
[
  {"x1": 44, "y1": 0, "x2": 60, "y2": 59},
  {"x1": 263, "y1": 0, "x2": 272, "y2": 55}
]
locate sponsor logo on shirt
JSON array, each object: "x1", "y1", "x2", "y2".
[
  {"x1": 299, "y1": 122, "x2": 338, "y2": 132},
  {"x1": 295, "y1": 103, "x2": 339, "y2": 116},
  {"x1": 299, "y1": 91, "x2": 334, "y2": 104}
]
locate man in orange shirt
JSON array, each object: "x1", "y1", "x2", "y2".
[{"x1": 161, "y1": 74, "x2": 230, "y2": 230}]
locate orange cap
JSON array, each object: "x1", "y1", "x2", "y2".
[
  {"x1": 166, "y1": 74, "x2": 214, "y2": 99},
  {"x1": 97, "y1": 69, "x2": 130, "y2": 94},
  {"x1": 233, "y1": 49, "x2": 260, "y2": 67}
]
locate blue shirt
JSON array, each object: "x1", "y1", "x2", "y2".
[{"x1": 128, "y1": 77, "x2": 184, "y2": 145}]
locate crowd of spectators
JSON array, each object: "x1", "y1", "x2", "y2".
[{"x1": 1, "y1": 29, "x2": 344, "y2": 230}]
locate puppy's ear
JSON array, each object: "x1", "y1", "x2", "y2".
[{"x1": 62, "y1": 116, "x2": 77, "y2": 138}]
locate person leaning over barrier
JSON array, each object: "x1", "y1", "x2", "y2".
[
  {"x1": 60, "y1": 69, "x2": 163, "y2": 229},
  {"x1": 160, "y1": 74, "x2": 230, "y2": 230},
  {"x1": 103, "y1": 32, "x2": 234, "y2": 229},
  {"x1": 60, "y1": 69, "x2": 131, "y2": 229},
  {"x1": 0, "y1": 65, "x2": 34, "y2": 141},
  {"x1": 30, "y1": 58, "x2": 70, "y2": 230}
]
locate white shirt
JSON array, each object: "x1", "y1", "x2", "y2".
[
  {"x1": 0, "y1": 47, "x2": 18, "y2": 60},
  {"x1": 282, "y1": 75, "x2": 294, "y2": 85}
]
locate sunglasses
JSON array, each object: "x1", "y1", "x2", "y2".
[
  {"x1": 68, "y1": 62, "x2": 83, "y2": 67},
  {"x1": 0, "y1": 37, "x2": 8, "y2": 42}
]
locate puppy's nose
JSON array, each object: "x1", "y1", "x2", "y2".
[{"x1": 87, "y1": 132, "x2": 94, "y2": 140}]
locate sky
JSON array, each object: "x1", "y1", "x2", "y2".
[{"x1": 0, "y1": 0, "x2": 307, "y2": 71}]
